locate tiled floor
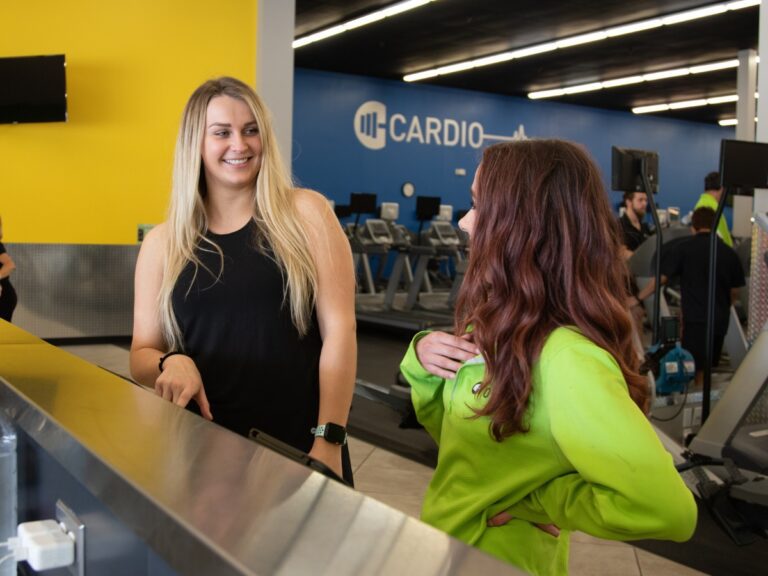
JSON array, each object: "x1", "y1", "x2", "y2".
[{"x1": 58, "y1": 343, "x2": 709, "y2": 576}]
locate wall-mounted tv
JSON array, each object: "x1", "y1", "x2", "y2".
[
  {"x1": 350, "y1": 192, "x2": 377, "y2": 214},
  {"x1": 416, "y1": 195, "x2": 441, "y2": 220},
  {"x1": 720, "y1": 139, "x2": 768, "y2": 194},
  {"x1": 611, "y1": 146, "x2": 659, "y2": 194},
  {"x1": 0, "y1": 55, "x2": 67, "y2": 124}
]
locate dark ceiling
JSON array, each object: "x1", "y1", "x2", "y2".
[{"x1": 294, "y1": 0, "x2": 759, "y2": 125}]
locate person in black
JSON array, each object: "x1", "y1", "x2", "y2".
[
  {"x1": 634, "y1": 207, "x2": 745, "y2": 385},
  {"x1": 130, "y1": 78, "x2": 357, "y2": 483},
  {"x1": 0, "y1": 217, "x2": 18, "y2": 322},
  {"x1": 619, "y1": 190, "x2": 653, "y2": 255},
  {"x1": 619, "y1": 191, "x2": 653, "y2": 336}
]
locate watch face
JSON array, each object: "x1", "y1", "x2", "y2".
[{"x1": 324, "y1": 423, "x2": 348, "y2": 445}]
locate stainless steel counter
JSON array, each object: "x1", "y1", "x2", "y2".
[{"x1": 0, "y1": 321, "x2": 524, "y2": 575}]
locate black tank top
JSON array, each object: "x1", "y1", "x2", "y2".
[{"x1": 172, "y1": 220, "x2": 321, "y2": 452}]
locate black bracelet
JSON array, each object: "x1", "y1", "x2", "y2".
[{"x1": 158, "y1": 351, "x2": 183, "y2": 372}]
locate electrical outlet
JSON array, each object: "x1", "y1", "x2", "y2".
[
  {"x1": 692, "y1": 406, "x2": 702, "y2": 427},
  {"x1": 682, "y1": 407, "x2": 692, "y2": 428},
  {"x1": 56, "y1": 500, "x2": 85, "y2": 576}
]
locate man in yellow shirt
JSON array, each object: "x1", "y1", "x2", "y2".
[{"x1": 695, "y1": 172, "x2": 733, "y2": 247}]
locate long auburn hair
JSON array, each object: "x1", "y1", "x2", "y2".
[
  {"x1": 456, "y1": 140, "x2": 648, "y2": 441},
  {"x1": 158, "y1": 77, "x2": 318, "y2": 351}
]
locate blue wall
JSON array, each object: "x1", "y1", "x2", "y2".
[{"x1": 293, "y1": 68, "x2": 733, "y2": 231}]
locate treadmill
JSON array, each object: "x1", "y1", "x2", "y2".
[
  {"x1": 355, "y1": 196, "x2": 457, "y2": 334},
  {"x1": 408, "y1": 213, "x2": 465, "y2": 313},
  {"x1": 347, "y1": 192, "x2": 388, "y2": 296}
]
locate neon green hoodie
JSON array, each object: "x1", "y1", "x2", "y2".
[{"x1": 401, "y1": 327, "x2": 697, "y2": 575}]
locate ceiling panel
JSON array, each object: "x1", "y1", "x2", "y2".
[{"x1": 295, "y1": 0, "x2": 760, "y2": 124}]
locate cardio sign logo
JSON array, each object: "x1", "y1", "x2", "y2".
[
  {"x1": 353, "y1": 100, "x2": 495, "y2": 151},
  {"x1": 354, "y1": 101, "x2": 388, "y2": 150}
]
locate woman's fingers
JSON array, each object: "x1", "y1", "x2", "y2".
[
  {"x1": 195, "y1": 387, "x2": 213, "y2": 420},
  {"x1": 437, "y1": 342, "x2": 477, "y2": 362},
  {"x1": 432, "y1": 332, "x2": 479, "y2": 356},
  {"x1": 154, "y1": 362, "x2": 207, "y2": 413},
  {"x1": 423, "y1": 363, "x2": 461, "y2": 380},
  {"x1": 421, "y1": 354, "x2": 467, "y2": 379},
  {"x1": 419, "y1": 333, "x2": 478, "y2": 362},
  {"x1": 535, "y1": 523, "x2": 561, "y2": 537},
  {"x1": 487, "y1": 511, "x2": 513, "y2": 527},
  {"x1": 416, "y1": 331, "x2": 482, "y2": 379},
  {"x1": 487, "y1": 513, "x2": 560, "y2": 538}
]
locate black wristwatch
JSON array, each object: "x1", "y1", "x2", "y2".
[{"x1": 311, "y1": 423, "x2": 348, "y2": 445}]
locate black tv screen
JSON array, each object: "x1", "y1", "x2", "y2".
[
  {"x1": 0, "y1": 55, "x2": 67, "y2": 124},
  {"x1": 611, "y1": 146, "x2": 659, "y2": 194},
  {"x1": 416, "y1": 196, "x2": 441, "y2": 220},
  {"x1": 333, "y1": 204, "x2": 352, "y2": 218},
  {"x1": 720, "y1": 139, "x2": 768, "y2": 193},
  {"x1": 350, "y1": 193, "x2": 377, "y2": 214}
]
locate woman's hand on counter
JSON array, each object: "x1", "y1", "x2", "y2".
[
  {"x1": 154, "y1": 354, "x2": 213, "y2": 420},
  {"x1": 309, "y1": 439, "x2": 343, "y2": 479}
]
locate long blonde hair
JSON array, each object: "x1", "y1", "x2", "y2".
[{"x1": 158, "y1": 77, "x2": 318, "y2": 351}]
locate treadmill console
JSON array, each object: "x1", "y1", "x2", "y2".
[
  {"x1": 431, "y1": 221, "x2": 460, "y2": 246},
  {"x1": 389, "y1": 224, "x2": 411, "y2": 247},
  {"x1": 365, "y1": 219, "x2": 394, "y2": 245},
  {"x1": 380, "y1": 202, "x2": 400, "y2": 221}
]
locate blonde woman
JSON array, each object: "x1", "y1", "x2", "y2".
[{"x1": 130, "y1": 77, "x2": 357, "y2": 482}]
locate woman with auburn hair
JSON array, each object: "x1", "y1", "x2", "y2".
[
  {"x1": 130, "y1": 77, "x2": 356, "y2": 482},
  {"x1": 400, "y1": 140, "x2": 696, "y2": 574}
]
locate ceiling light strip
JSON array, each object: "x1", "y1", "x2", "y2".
[
  {"x1": 634, "y1": 104, "x2": 672, "y2": 114},
  {"x1": 668, "y1": 98, "x2": 710, "y2": 109},
  {"x1": 528, "y1": 59, "x2": 739, "y2": 99},
  {"x1": 719, "y1": 116, "x2": 758, "y2": 126},
  {"x1": 293, "y1": 0, "x2": 437, "y2": 49},
  {"x1": 632, "y1": 92, "x2": 757, "y2": 114},
  {"x1": 707, "y1": 94, "x2": 740, "y2": 103},
  {"x1": 402, "y1": 0, "x2": 759, "y2": 82}
]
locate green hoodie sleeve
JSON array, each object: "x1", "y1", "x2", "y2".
[
  {"x1": 508, "y1": 342, "x2": 697, "y2": 542},
  {"x1": 400, "y1": 331, "x2": 447, "y2": 444}
]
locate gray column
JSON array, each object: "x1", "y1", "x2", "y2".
[
  {"x1": 736, "y1": 49, "x2": 757, "y2": 142},
  {"x1": 733, "y1": 49, "x2": 758, "y2": 228},
  {"x1": 756, "y1": 5, "x2": 768, "y2": 212},
  {"x1": 257, "y1": 0, "x2": 296, "y2": 172}
]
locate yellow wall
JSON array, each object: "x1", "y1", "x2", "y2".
[{"x1": 1, "y1": 1, "x2": 257, "y2": 243}]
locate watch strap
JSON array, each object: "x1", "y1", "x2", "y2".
[
  {"x1": 158, "y1": 351, "x2": 183, "y2": 372},
  {"x1": 311, "y1": 423, "x2": 348, "y2": 445}
]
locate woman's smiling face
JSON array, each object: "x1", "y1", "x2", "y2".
[{"x1": 200, "y1": 95, "x2": 263, "y2": 193}]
